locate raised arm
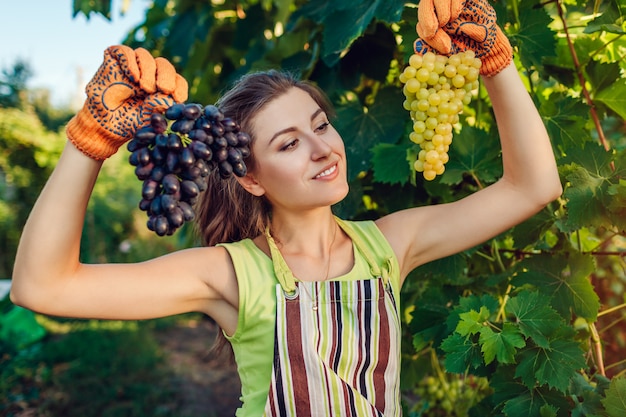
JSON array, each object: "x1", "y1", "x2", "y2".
[
  {"x1": 10, "y1": 47, "x2": 238, "y2": 328},
  {"x1": 378, "y1": 0, "x2": 562, "y2": 282}
]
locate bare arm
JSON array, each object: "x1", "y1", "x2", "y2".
[
  {"x1": 377, "y1": 63, "x2": 562, "y2": 282},
  {"x1": 11, "y1": 142, "x2": 237, "y2": 328}
]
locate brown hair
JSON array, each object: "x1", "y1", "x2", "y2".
[{"x1": 194, "y1": 70, "x2": 336, "y2": 246}]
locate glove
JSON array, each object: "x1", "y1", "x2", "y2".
[
  {"x1": 413, "y1": 0, "x2": 512, "y2": 77},
  {"x1": 66, "y1": 45, "x2": 188, "y2": 160}
]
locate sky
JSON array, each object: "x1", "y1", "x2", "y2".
[{"x1": 0, "y1": 1, "x2": 148, "y2": 108}]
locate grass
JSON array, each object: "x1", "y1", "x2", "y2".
[{"x1": 1, "y1": 313, "x2": 184, "y2": 417}]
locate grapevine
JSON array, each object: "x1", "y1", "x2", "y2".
[
  {"x1": 399, "y1": 50, "x2": 481, "y2": 181},
  {"x1": 127, "y1": 103, "x2": 251, "y2": 236}
]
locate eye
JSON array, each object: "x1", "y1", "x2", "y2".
[
  {"x1": 280, "y1": 138, "x2": 299, "y2": 151},
  {"x1": 315, "y1": 121, "x2": 330, "y2": 133}
]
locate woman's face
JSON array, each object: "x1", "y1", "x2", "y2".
[{"x1": 244, "y1": 87, "x2": 349, "y2": 212}]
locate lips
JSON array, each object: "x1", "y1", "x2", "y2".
[{"x1": 314, "y1": 163, "x2": 337, "y2": 179}]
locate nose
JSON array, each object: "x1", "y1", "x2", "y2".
[{"x1": 310, "y1": 133, "x2": 332, "y2": 161}]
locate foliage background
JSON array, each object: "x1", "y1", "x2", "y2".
[{"x1": 1, "y1": 0, "x2": 625, "y2": 415}]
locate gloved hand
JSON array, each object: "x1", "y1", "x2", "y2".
[
  {"x1": 66, "y1": 45, "x2": 188, "y2": 160},
  {"x1": 413, "y1": 0, "x2": 512, "y2": 77}
]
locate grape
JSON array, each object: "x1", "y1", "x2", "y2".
[
  {"x1": 399, "y1": 50, "x2": 482, "y2": 181},
  {"x1": 128, "y1": 101, "x2": 252, "y2": 236}
]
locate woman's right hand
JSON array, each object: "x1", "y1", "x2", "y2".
[
  {"x1": 66, "y1": 45, "x2": 188, "y2": 160},
  {"x1": 413, "y1": 0, "x2": 512, "y2": 76}
]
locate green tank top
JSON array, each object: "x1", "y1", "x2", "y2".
[{"x1": 218, "y1": 219, "x2": 401, "y2": 417}]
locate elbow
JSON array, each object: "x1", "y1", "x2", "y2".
[
  {"x1": 9, "y1": 281, "x2": 33, "y2": 310},
  {"x1": 532, "y1": 175, "x2": 563, "y2": 210}
]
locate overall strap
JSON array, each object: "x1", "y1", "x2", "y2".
[
  {"x1": 264, "y1": 226, "x2": 298, "y2": 295},
  {"x1": 335, "y1": 217, "x2": 395, "y2": 288}
]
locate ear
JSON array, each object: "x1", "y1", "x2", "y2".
[{"x1": 235, "y1": 172, "x2": 266, "y2": 197}]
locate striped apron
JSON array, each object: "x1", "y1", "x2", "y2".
[{"x1": 263, "y1": 220, "x2": 402, "y2": 416}]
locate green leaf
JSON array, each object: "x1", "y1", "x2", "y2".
[
  {"x1": 457, "y1": 306, "x2": 491, "y2": 337},
  {"x1": 479, "y1": 323, "x2": 526, "y2": 365},
  {"x1": 440, "y1": 332, "x2": 484, "y2": 373},
  {"x1": 595, "y1": 78, "x2": 626, "y2": 120},
  {"x1": 506, "y1": 291, "x2": 565, "y2": 349},
  {"x1": 510, "y1": 208, "x2": 557, "y2": 249},
  {"x1": 371, "y1": 143, "x2": 411, "y2": 185},
  {"x1": 513, "y1": 253, "x2": 600, "y2": 321},
  {"x1": 413, "y1": 253, "x2": 470, "y2": 286},
  {"x1": 601, "y1": 377, "x2": 626, "y2": 417},
  {"x1": 335, "y1": 86, "x2": 407, "y2": 180},
  {"x1": 558, "y1": 164, "x2": 609, "y2": 232},
  {"x1": 557, "y1": 142, "x2": 619, "y2": 232},
  {"x1": 586, "y1": 60, "x2": 622, "y2": 93},
  {"x1": 539, "y1": 92, "x2": 592, "y2": 151},
  {"x1": 298, "y1": 0, "x2": 405, "y2": 66},
  {"x1": 515, "y1": 339, "x2": 587, "y2": 392},
  {"x1": 539, "y1": 403, "x2": 559, "y2": 417},
  {"x1": 584, "y1": 0, "x2": 626, "y2": 35},
  {"x1": 514, "y1": 0, "x2": 557, "y2": 71},
  {"x1": 446, "y1": 294, "x2": 500, "y2": 332},
  {"x1": 570, "y1": 373, "x2": 611, "y2": 417},
  {"x1": 502, "y1": 390, "x2": 552, "y2": 417},
  {"x1": 73, "y1": 0, "x2": 111, "y2": 19},
  {"x1": 607, "y1": 179, "x2": 626, "y2": 232},
  {"x1": 441, "y1": 125, "x2": 502, "y2": 185}
]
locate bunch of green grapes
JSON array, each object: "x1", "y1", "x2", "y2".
[
  {"x1": 411, "y1": 375, "x2": 491, "y2": 416},
  {"x1": 399, "y1": 50, "x2": 481, "y2": 181}
]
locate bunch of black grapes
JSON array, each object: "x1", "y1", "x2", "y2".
[{"x1": 128, "y1": 102, "x2": 251, "y2": 236}]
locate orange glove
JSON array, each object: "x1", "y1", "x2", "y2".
[
  {"x1": 413, "y1": 0, "x2": 512, "y2": 77},
  {"x1": 66, "y1": 45, "x2": 188, "y2": 160}
]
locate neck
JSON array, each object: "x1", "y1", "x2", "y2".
[{"x1": 269, "y1": 208, "x2": 337, "y2": 258}]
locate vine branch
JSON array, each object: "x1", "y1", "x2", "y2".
[{"x1": 554, "y1": 0, "x2": 611, "y2": 154}]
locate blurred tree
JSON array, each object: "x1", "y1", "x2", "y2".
[{"x1": 0, "y1": 59, "x2": 32, "y2": 109}]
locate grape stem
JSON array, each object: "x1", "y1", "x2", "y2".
[{"x1": 588, "y1": 322, "x2": 606, "y2": 376}]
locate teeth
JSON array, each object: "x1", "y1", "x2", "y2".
[{"x1": 315, "y1": 164, "x2": 336, "y2": 178}]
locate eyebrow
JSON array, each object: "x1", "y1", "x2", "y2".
[{"x1": 268, "y1": 108, "x2": 325, "y2": 145}]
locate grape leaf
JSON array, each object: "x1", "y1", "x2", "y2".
[
  {"x1": 413, "y1": 253, "x2": 469, "y2": 286},
  {"x1": 584, "y1": 0, "x2": 626, "y2": 35},
  {"x1": 539, "y1": 404, "x2": 558, "y2": 417},
  {"x1": 409, "y1": 305, "x2": 450, "y2": 351},
  {"x1": 516, "y1": 338, "x2": 586, "y2": 393},
  {"x1": 595, "y1": 78, "x2": 626, "y2": 120},
  {"x1": 446, "y1": 294, "x2": 500, "y2": 332},
  {"x1": 292, "y1": 0, "x2": 405, "y2": 66},
  {"x1": 513, "y1": 253, "x2": 600, "y2": 321},
  {"x1": 510, "y1": 208, "x2": 557, "y2": 249},
  {"x1": 601, "y1": 377, "x2": 626, "y2": 417},
  {"x1": 479, "y1": 323, "x2": 526, "y2": 365},
  {"x1": 607, "y1": 179, "x2": 626, "y2": 232},
  {"x1": 73, "y1": 0, "x2": 112, "y2": 19},
  {"x1": 586, "y1": 60, "x2": 622, "y2": 93},
  {"x1": 570, "y1": 373, "x2": 611, "y2": 417},
  {"x1": 514, "y1": 0, "x2": 558, "y2": 71},
  {"x1": 441, "y1": 125, "x2": 502, "y2": 185},
  {"x1": 335, "y1": 86, "x2": 407, "y2": 180},
  {"x1": 502, "y1": 390, "x2": 554, "y2": 417},
  {"x1": 556, "y1": 142, "x2": 618, "y2": 232},
  {"x1": 506, "y1": 291, "x2": 565, "y2": 349},
  {"x1": 371, "y1": 143, "x2": 411, "y2": 185},
  {"x1": 440, "y1": 332, "x2": 484, "y2": 373},
  {"x1": 539, "y1": 92, "x2": 592, "y2": 151},
  {"x1": 456, "y1": 306, "x2": 491, "y2": 337},
  {"x1": 408, "y1": 286, "x2": 459, "y2": 348}
]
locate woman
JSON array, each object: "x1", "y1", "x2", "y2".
[{"x1": 11, "y1": 2, "x2": 561, "y2": 415}]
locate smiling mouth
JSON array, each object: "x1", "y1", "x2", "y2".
[{"x1": 314, "y1": 164, "x2": 337, "y2": 179}]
